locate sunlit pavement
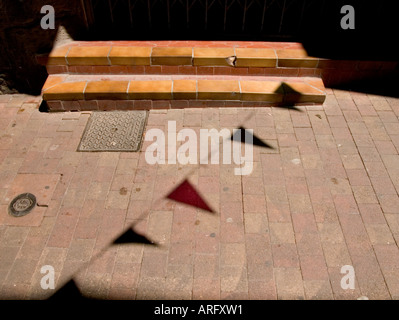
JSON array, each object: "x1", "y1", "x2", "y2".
[{"x1": 1, "y1": 89, "x2": 399, "y2": 300}]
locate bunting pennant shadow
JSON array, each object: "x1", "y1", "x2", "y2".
[
  {"x1": 113, "y1": 227, "x2": 157, "y2": 246},
  {"x1": 48, "y1": 279, "x2": 86, "y2": 301},
  {"x1": 230, "y1": 126, "x2": 273, "y2": 149},
  {"x1": 166, "y1": 179, "x2": 215, "y2": 213},
  {"x1": 274, "y1": 82, "x2": 303, "y2": 111}
]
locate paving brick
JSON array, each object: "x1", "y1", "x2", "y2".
[
  {"x1": 318, "y1": 222, "x2": 345, "y2": 244},
  {"x1": 303, "y1": 280, "x2": 334, "y2": 300},
  {"x1": 164, "y1": 264, "x2": 193, "y2": 299},
  {"x1": 110, "y1": 262, "x2": 140, "y2": 289},
  {"x1": 220, "y1": 265, "x2": 248, "y2": 293},
  {"x1": 248, "y1": 280, "x2": 277, "y2": 299},
  {"x1": 352, "y1": 186, "x2": 378, "y2": 204},
  {"x1": 299, "y1": 254, "x2": 329, "y2": 281},
  {"x1": 346, "y1": 169, "x2": 371, "y2": 186},
  {"x1": 3, "y1": 257, "x2": 38, "y2": 286},
  {"x1": 274, "y1": 267, "x2": 305, "y2": 300},
  {"x1": 1, "y1": 226, "x2": 30, "y2": 247},
  {"x1": 0, "y1": 245, "x2": 20, "y2": 273},
  {"x1": 357, "y1": 203, "x2": 386, "y2": 225},
  {"x1": 365, "y1": 224, "x2": 395, "y2": 245},
  {"x1": 351, "y1": 254, "x2": 391, "y2": 300},
  {"x1": 269, "y1": 222, "x2": 295, "y2": 244},
  {"x1": 288, "y1": 194, "x2": 313, "y2": 214},
  {"x1": 378, "y1": 194, "x2": 399, "y2": 214},
  {"x1": 244, "y1": 213, "x2": 268, "y2": 234},
  {"x1": 47, "y1": 207, "x2": 80, "y2": 248},
  {"x1": 374, "y1": 140, "x2": 398, "y2": 155},
  {"x1": 168, "y1": 241, "x2": 194, "y2": 265},
  {"x1": 243, "y1": 194, "x2": 266, "y2": 213},
  {"x1": 272, "y1": 243, "x2": 299, "y2": 268},
  {"x1": 192, "y1": 278, "x2": 220, "y2": 299},
  {"x1": 81, "y1": 272, "x2": 113, "y2": 299},
  {"x1": 16, "y1": 234, "x2": 47, "y2": 261}
]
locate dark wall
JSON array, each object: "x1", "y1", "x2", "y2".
[{"x1": 0, "y1": 0, "x2": 87, "y2": 94}]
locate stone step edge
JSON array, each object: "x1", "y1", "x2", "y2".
[
  {"x1": 44, "y1": 44, "x2": 320, "y2": 69},
  {"x1": 42, "y1": 75, "x2": 326, "y2": 105}
]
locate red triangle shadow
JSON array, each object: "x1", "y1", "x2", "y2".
[{"x1": 167, "y1": 179, "x2": 215, "y2": 213}]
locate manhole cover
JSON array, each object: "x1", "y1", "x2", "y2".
[
  {"x1": 78, "y1": 110, "x2": 148, "y2": 152},
  {"x1": 8, "y1": 193, "x2": 37, "y2": 217}
]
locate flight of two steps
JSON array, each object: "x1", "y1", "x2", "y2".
[{"x1": 41, "y1": 42, "x2": 327, "y2": 112}]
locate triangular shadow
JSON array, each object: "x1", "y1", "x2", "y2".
[
  {"x1": 113, "y1": 227, "x2": 157, "y2": 246},
  {"x1": 274, "y1": 82, "x2": 303, "y2": 112},
  {"x1": 48, "y1": 279, "x2": 87, "y2": 301},
  {"x1": 230, "y1": 126, "x2": 273, "y2": 149},
  {"x1": 167, "y1": 179, "x2": 215, "y2": 213}
]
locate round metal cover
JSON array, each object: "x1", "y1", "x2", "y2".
[{"x1": 8, "y1": 193, "x2": 36, "y2": 217}]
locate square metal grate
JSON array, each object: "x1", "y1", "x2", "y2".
[{"x1": 78, "y1": 110, "x2": 148, "y2": 152}]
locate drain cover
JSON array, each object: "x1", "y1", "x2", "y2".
[
  {"x1": 8, "y1": 193, "x2": 37, "y2": 217},
  {"x1": 78, "y1": 111, "x2": 148, "y2": 152}
]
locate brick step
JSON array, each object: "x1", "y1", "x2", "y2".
[
  {"x1": 39, "y1": 41, "x2": 398, "y2": 89},
  {"x1": 45, "y1": 41, "x2": 320, "y2": 77},
  {"x1": 42, "y1": 74, "x2": 326, "y2": 111}
]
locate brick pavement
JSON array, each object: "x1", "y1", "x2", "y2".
[{"x1": 0, "y1": 90, "x2": 399, "y2": 300}]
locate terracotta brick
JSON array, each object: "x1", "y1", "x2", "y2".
[
  {"x1": 283, "y1": 82, "x2": 326, "y2": 104},
  {"x1": 47, "y1": 46, "x2": 70, "y2": 65},
  {"x1": 84, "y1": 81, "x2": 129, "y2": 100},
  {"x1": 277, "y1": 49, "x2": 318, "y2": 68},
  {"x1": 66, "y1": 46, "x2": 111, "y2": 65},
  {"x1": 197, "y1": 80, "x2": 240, "y2": 100},
  {"x1": 78, "y1": 100, "x2": 98, "y2": 111},
  {"x1": 178, "y1": 66, "x2": 196, "y2": 75},
  {"x1": 240, "y1": 81, "x2": 283, "y2": 102},
  {"x1": 196, "y1": 66, "x2": 214, "y2": 75},
  {"x1": 173, "y1": 80, "x2": 197, "y2": 100},
  {"x1": 193, "y1": 48, "x2": 235, "y2": 66},
  {"x1": 247, "y1": 67, "x2": 266, "y2": 75},
  {"x1": 144, "y1": 65, "x2": 162, "y2": 74},
  {"x1": 73, "y1": 66, "x2": 95, "y2": 73},
  {"x1": 152, "y1": 100, "x2": 170, "y2": 109},
  {"x1": 159, "y1": 65, "x2": 178, "y2": 74},
  {"x1": 151, "y1": 47, "x2": 192, "y2": 65},
  {"x1": 170, "y1": 100, "x2": 189, "y2": 109},
  {"x1": 43, "y1": 82, "x2": 86, "y2": 101},
  {"x1": 133, "y1": 100, "x2": 152, "y2": 110},
  {"x1": 41, "y1": 75, "x2": 67, "y2": 92},
  {"x1": 62, "y1": 100, "x2": 80, "y2": 111},
  {"x1": 128, "y1": 81, "x2": 172, "y2": 100},
  {"x1": 108, "y1": 46, "x2": 151, "y2": 65},
  {"x1": 230, "y1": 67, "x2": 248, "y2": 75},
  {"x1": 127, "y1": 66, "x2": 146, "y2": 74},
  {"x1": 235, "y1": 48, "x2": 276, "y2": 67}
]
